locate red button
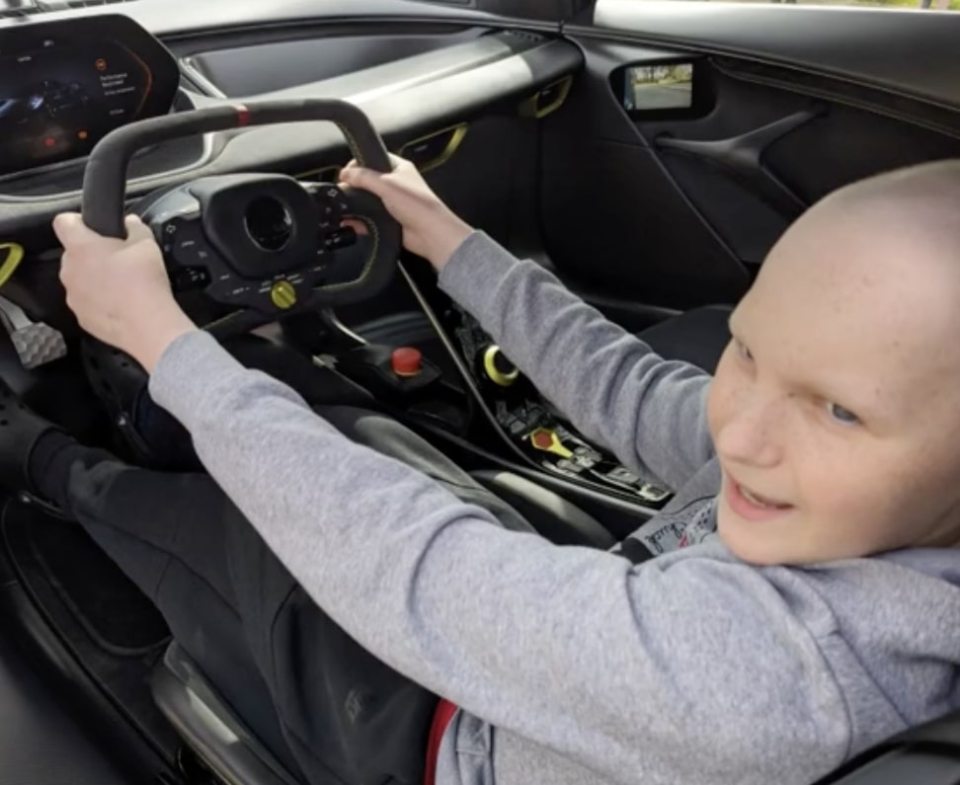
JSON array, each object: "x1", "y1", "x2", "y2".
[
  {"x1": 391, "y1": 347, "x2": 423, "y2": 377},
  {"x1": 531, "y1": 429, "x2": 555, "y2": 450}
]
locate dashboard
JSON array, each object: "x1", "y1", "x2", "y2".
[
  {"x1": 0, "y1": 3, "x2": 598, "y2": 502},
  {"x1": 0, "y1": 4, "x2": 668, "y2": 519},
  {"x1": 0, "y1": 5, "x2": 582, "y2": 240}
]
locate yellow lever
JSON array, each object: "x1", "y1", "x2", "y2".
[
  {"x1": 0, "y1": 243, "x2": 25, "y2": 289},
  {"x1": 528, "y1": 427, "x2": 574, "y2": 459}
]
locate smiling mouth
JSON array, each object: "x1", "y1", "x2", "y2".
[
  {"x1": 725, "y1": 476, "x2": 794, "y2": 520},
  {"x1": 738, "y1": 484, "x2": 790, "y2": 510}
]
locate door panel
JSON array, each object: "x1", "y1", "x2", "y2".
[
  {"x1": 579, "y1": 1, "x2": 960, "y2": 108},
  {"x1": 538, "y1": 8, "x2": 960, "y2": 313},
  {"x1": 540, "y1": 44, "x2": 752, "y2": 311}
]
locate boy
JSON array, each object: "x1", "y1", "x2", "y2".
[{"x1": 3, "y1": 158, "x2": 960, "y2": 785}]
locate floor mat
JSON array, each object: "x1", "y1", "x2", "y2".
[
  {"x1": 1, "y1": 498, "x2": 180, "y2": 764},
  {"x1": 25, "y1": 512, "x2": 169, "y2": 653}
]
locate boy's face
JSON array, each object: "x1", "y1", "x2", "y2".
[{"x1": 707, "y1": 201, "x2": 960, "y2": 565}]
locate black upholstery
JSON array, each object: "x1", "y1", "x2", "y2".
[
  {"x1": 471, "y1": 469, "x2": 616, "y2": 549},
  {"x1": 637, "y1": 305, "x2": 732, "y2": 373},
  {"x1": 0, "y1": 633, "x2": 133, "y2": 785}
]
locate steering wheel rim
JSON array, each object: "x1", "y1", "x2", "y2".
[{"x1": 79, "y1": 99, "x2": 402, "y2": 331}]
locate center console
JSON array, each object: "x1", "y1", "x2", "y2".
[
  {"x1": 326, "y1": 262, "x2": 674, "y2": 536},
  {"x1": 449, "y1": 306, "x2": 672, "y2": 506}
]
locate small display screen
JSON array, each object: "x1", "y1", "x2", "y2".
[
  {"x1": 622, "y1": 63, "x2": 694, "y2": 112},
  {"x1": 0, "y1": 16, "x2": 178, "y2": 177}
]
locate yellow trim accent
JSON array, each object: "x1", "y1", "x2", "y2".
[
  {"x1": 528, "y1": 428, "x2": 574, "y2": 460},
  {"x1": 519, "y1": 76, "x2": 574, "y2": 120},
  {"x1": 482, "y1": 345, "x2": 519, "y2": 387},
  {"x1": 270, "y1": 280, "x2": 298, "y2": 310},
  {"x1": 399, "y1": 123, "x2": 469, "y2": 174},
  {"x1": 0, "y1": 242, "x2": 25, "y2": 289}
]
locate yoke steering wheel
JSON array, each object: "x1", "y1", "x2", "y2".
[{"x1": 80, "y1": 100, "x2": 401, "y2": 338}]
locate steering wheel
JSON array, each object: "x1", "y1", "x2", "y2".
[{"x1": 80, "y1": 99, "x2": 402, "y2": 338}]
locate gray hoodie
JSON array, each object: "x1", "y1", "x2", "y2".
[{"x1": 150, "y1": 231, "x2": 960, "y2": 785}]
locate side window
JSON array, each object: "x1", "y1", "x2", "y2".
[{"x1": 639, "y1": 0, "x2": 958, "y2": 8}]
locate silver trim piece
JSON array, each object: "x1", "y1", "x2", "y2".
[{"x1": 180, "y1": 57, "x2": 229, "y2": 99}]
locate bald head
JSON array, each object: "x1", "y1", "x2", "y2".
[
  {"x1": 752, "y1": 160, "x2": 960, "y2": 371},
  {"x1": 805, "y1": 159, "x2": 960, "y2": 274},
  {"x1": 832, "y1": 158, "x2": 960, "y2": 216}
]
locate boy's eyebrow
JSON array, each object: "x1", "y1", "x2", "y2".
[{"x1": 726, "y1": 309, "x2": 885, "y2": 418}]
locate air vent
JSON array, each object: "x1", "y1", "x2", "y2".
[
  {"x1": 0, "y1": 0, "x2": 138, "y2": 20},
  {"x1": 501, "y1": 30, "x2": 545, "y2": 44}
]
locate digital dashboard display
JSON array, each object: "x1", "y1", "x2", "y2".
[{"x1": 0, "y1": 15, "x2": 178, "y2": 177}]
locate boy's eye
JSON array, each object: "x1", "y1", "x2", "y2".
[{"x1": 828, "y1": 402, "x2": 860, "y2": 425}]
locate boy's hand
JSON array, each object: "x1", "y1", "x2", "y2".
[
  {"x1": 339, "y1": 154, "x2": 473, "y2": 271},
  {"x1": 53, "y1": 213, "x2": 197, "y2": 373}
]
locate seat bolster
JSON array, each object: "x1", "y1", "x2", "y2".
[
  {"x1": 471, "y1": 470, "x2": 617, "y2": 549},
  {"x1": 637, "y1": 305, "x2": 732, "y2": 373}
]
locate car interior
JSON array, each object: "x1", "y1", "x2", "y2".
[{"x1": 1, "y1": 0, "x2": 960, "y2": 783}]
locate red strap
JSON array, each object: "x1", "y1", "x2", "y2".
[{"x1": 424, "y1": 699, "x2": 459, "y2": 785}]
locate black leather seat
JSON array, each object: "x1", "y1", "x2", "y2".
[
  {"x1": 471, "y1": 469, "x2": 616, "y2": 549},
  {"x1": 637, "y1": 305, "x2": 732, "y2": 373}
]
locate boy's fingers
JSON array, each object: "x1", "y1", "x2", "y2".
[
  {"x1": 340, "y1": 165, "x2": 392, "y2": 198},
  {"x1": 52, "y1": 212, "x2": 96, "y2": 248},
  {"x1": 339, "y1": 164, "x2": 366, "y2": 184},
  {"x1": 54, "y1": 212, "x2": 136, "y2": 249},
  {"x1": 55, "y1": 212, "x2": 155, "y2": 250},
  {"x1": 340, "y1": 218, "x2": 369, "y2": 237},
  {"x1": 125, "y1": 214, "x2": 155, "y2": 243},
  {"x1": 345, "y1": 155, "x2": 404, "y2": 173}
]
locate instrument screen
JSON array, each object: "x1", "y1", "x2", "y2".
[{"x1": 0, "y1": 15, "x2": 178, "y2": 177}]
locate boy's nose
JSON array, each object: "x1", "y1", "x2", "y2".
[{"x1": 715, "y1": 395, "x2": 785, "y2": 469}]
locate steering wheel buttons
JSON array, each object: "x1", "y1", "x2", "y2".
[
  {"x1": 391, "y1": 347, "x2": 423, "y2": 378},
  {"x1": 163, "y1": 219, "x2": 209, "y2": 265},
  {"x1": 323, "y1": 227, "x2": 357, "y2": 250},
  {"x1": 312, "y1": 183, "x2": 350, "y2": 222},
  {"x1": 170, "y1": 267, "x2": 211, "y2": 292}
]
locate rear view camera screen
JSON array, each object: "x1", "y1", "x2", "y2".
[
  {"x1": 622, "y1": 63, "x2": 694, "y2": 112},
  {"x1": 0, "y1": 15, "x2": 178, "y2": 177}
]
